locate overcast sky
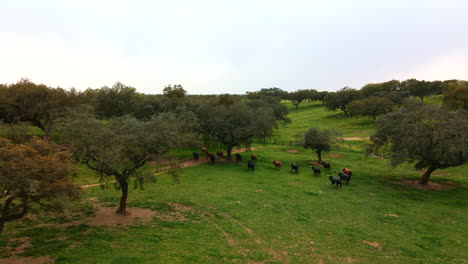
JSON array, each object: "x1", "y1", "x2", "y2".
[{"x1": 1, "y1": 0, "x2": 467, "y2": 94}]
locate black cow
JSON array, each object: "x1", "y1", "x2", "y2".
[
  {"x1": 311, "y1": 166, "x2": 321, "y2": 176},
  {"x1": 235, "y1": 153, "x2": 242, "y2": 163},
  {"x1": 321, "y1": 161, "x2": 331, "y2": 171},
  {"x1": 328, "y1": 175, "x2": 342, "y2": 189},
  {"x1": 291, "y1": 163, "x2": 299, "y2": 174},
  {"x1": 192, "y1": 152, "x2": 199, "y2": 160},
  {"x1": 247, "y1": 160, "x2": 255, "y2": 172},
  {"x1": 338, "y1": 172, "x2": 350, "y2": 184},
  {"x1": 208, "y1": 153, "x2": 215, "y2": 164}
]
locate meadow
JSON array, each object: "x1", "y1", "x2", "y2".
[{"x1": 0, "y1": 100, "x2": 467, "y2": 264}]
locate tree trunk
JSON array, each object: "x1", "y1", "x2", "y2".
[
  {"x1": 316, "y1": 150, "x2": 322, "y2": 162},
  {"x1": 0, "y1": 221, "x2": 4, "y2": 233},
  {"x1": 226, "y1": 147, "x2": 232, "y2": 160},
  {"x1": 419, "y1": 166, "x2": 437, "y2": 185},
  {"x1": 116, "y1": 177, "x2": 129, "y2": 215}
]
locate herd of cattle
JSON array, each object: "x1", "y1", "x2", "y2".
[{"x1": 193, "y1": 147, "x2": 353, "y2": 190}]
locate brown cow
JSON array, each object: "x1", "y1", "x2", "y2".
[
  {"x1": 216, "y1": 151, "x2": 224, "y2": 159},
  {"x1": 343, "y1": 168, "x2": 352, "y2": 176},
  {"x1": 273, "y1": 160, "x2": 282, "y2": 169},
  {"x1": 201, "y1": 146, "x2": 208, "y2": 153},
  {"x1": 251, "y1": 154, "x2": 258, "y2": 161}
]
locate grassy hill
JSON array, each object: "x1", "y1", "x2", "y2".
[
  {"x1": 274, "y1": 102, "x2": 376, "y2": 145},
  {"x1": 1, "y1": 99, "x2": 467, "y2": 264}
]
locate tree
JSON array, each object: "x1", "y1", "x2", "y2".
[
  {"x1": 367, "y1": 103, "x2": 468, "y2": 184},
  {"x1": 0, "y1": 79, "x2": 74, "y2": 138},
  {"x1": 401, "y1": 79, "x2": 433, "y2": 101},
  {"x1": 0, "y1": 137, "x2": 80, "y2": 233},
  {"x1": 323, "y1": 87, "x2": 361, "y2": 115},
  {"x1": 348, "y1": 96, "x2": 394, "y2": 120},
  {"x1": 95, "y1": 82, "x2": 141, "y2": 119},
  {"x1": 290, "y1": 90, "x2": 310, "y2": 108},
  {"x1": 442, "y1": 81, "x2": 468, "y2": 110},
  {"x1": 303, "y1": 128, "x2": 338, "y2": 162},
  {"x1": 60, "y1": 112, "x2": 193, "y2": 214},
  {"x1": 202, "y1": 102, "x2": 257, "y2": 159},
  {"x1": 163, "y1": 84, "x2": 187, "y2": 99}
]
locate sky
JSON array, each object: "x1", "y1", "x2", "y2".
[{"x1": 1, "y1": 0, "x2": 467, "y2": 94}]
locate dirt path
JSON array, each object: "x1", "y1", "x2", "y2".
[
  {"x1": 80, "y1": 147, "x2": 257, "y2": 189},
  {"x1": 339, "y1": 137, "x2": 368, "y2": 141}
]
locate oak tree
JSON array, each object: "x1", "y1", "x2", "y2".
[
  {"x1": 368, "y1": 103, "x2": 468, "y2": 184},
  {"x1": 0, "y1": 137, "x2": 79, "y2": 232}
]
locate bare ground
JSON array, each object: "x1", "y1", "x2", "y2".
[
  {"x1": 0, "y1": 256, "x2": 55, "y2": 264},
  {"x1": 285, "y1": 149, "x2": 300, "y2": 153},
  {"x1": 340, "y1": 137, "x2": 368, "y2": 141},
  {"x1": 396, "y1": 180, "x2": 456, "y2": 191}
]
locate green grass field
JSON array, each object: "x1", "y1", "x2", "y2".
[
  {"x1": 274, "y1": 102, "x2": 376, "y2": 144},
  {"x1": 1, "y1": 98, "x2": 467, "y2": 264}
]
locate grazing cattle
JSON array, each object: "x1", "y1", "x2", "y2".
[
  {"x1": 247, "y1": 160, "x2": 255, "y2": 172},
  {"x1": 321, "y1": 161, "x2": 331, "y2": 171},
  {"x1": 192, "y1": 152, "x2": 199, "y2": 160},
  {"x1": 235, "y1": 153, "x2": 242, "y2": 163},
  {"x1": 273, "y1": 160, "x2": 282, "y2": 169},
  {"x1": 311, "y1": 166, "x2": 321, "y2": 176},
  {"x1": 343, "y1": 168, "x2": 352, "y2": 177},
  {"x1": 291, "y1": 163, "x2": 299, "y2": 174},
  {"x1": 201, "y1": 147, "x2": 208, "y2": 153},
  {"x1": 208, "y1": 153, "x2": 215, "y2": 164},
  {"x1": 251, "y1": 154, "x2": 258, "y2": 161},
  {"x1": 328, "y1": 175, "x2": 342, "y2": 189},
  {"x1": 338, "y1": 172, "x2": 350, "y2": 184},
  {"x1": 216, "y1": 151, "x2": 224, "y2": 159}
]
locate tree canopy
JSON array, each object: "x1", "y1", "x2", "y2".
[
  {"x1": 323, "y1": 87, "x2": 361, "y2": 115},
  {"x1": 368, "y1": 103, "x2": 468, "y2": 184},
  {"x1": 442, "y1": 81, "x2": 468, "y2": 110},
  {"x1": 0, "y1": 79, "x2": 74, "y2": 137},
  {"x1": 59, "y1": 112, "x2": 194, "y2": 214},
  {"x1": 348, "y1": 96, "x2": 394, "y2": 120},
  {"x1": 0, "y1": 137, "x2": 79, "y2": 232},
  {"x1": 303, "y1": 127, "x2": 338, "y2": 162}
]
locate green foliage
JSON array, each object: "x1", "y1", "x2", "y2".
[
  {"x1": 202, "y1": 102, "x2": 257, "y2": 157},
  {"x1": 442, "y1": 81, "x2": 468, "y2": 110},
  {"x1": 304, "y1": 127, "x2": 339, "y2": 161},
  {"x1": 95, "y1": 82, "x2": 141, "y2": 119},
  {"x1": 0, "y1": 79, "x2": 75, "y2": 137},
  {"x1": 323, "y1": 87, "x2": 361, "y2": 115},
  {"x1": 400, "y1": 79, "x2": 438, "y2": 101},
  {"x1": 59, "y1": 112, "x2": 195, "y2": 213},
  {"x1": 163, "y1": 84, "x2": 187, "y2": 99},
  {"x1": 368, "y1": 102, "x2": 468, "y2": 184},
  {"x1": 348, "y1": 96, "x2": 394, "y2": 120}
]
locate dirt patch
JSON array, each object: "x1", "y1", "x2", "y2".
[
  {"x1": 308, "y1": 161, "x2": 321, "y2": 165},
  {"x1": 6, "y1": 237, "x2": 31, "y2": 255},
  {"x1": 363, "y1": 240, "x2": 381, "y2": 250},
  {"x1": 327, "y1": 153, "x2": 342, "y2": 158},
  {"x1": 340, "y1": 137, "x2": 368, "y2": 141},
  {"x1": 397, "y1": 180, "x2": 456, "y2": 191},
  {"x1": 384, "y1": 214, "x2": 399, "y2": 217},
  {"x1": 38, "y1": 204, "x2": 156, "y2": 228},
  {"x1": 285, "y1": 149, "x2": 300, "y2": 153},
  {"x1": 85, "y1": 205, "x2": 156, "y2": 226},
  {"x1": 0, "y1": 256, "x2": 55, "y2": 264}
]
